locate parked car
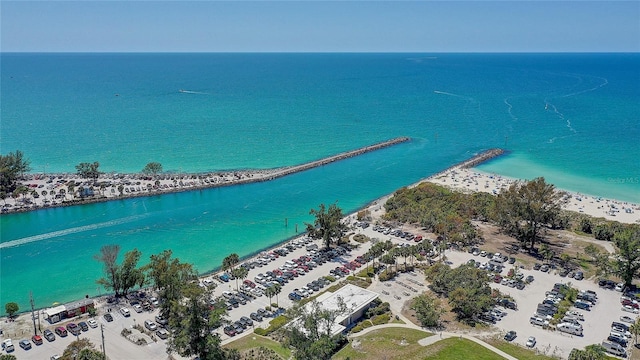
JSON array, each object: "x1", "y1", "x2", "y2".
[
  {"x1": 144, "y1": 320, "x2": 157, "y2": 331},
  {"x1": 620, "y1": 315, "x2": 636, "y2": 323},
  {"x1": 66, "y1": 323, "x2": 81, "y2": 335},
  {"x1": 622, "y1": 305, "x2": 639, "y2": 314},
  {"x1": 87, "y1": 319, "x2": 98, "y2": 328},
  {"x1": 504, "y1": 331, "x2": 517, "y2": 341},
  {"x1": 120, "y1": 307, "x2": 131, "y2": 317},
  {"x1": 43, "y1": 329, "x2": 56, "y2": 342},
  {"x1": 78, "y1": 321, "x2": 89, "y2": 332},
  {"x1": 223, "y1": 325, "x2": 236, "y2": 337},
  {"x1": 2, "y1": 339, "x2": 15, "y2": 353},
  {"x1": 133, "y1": 304, "x2": 143, "y2": 313},
  {"x1": 19, "y1": 339, "x2": 32, "y2": 350},
  {"x1": 31, "y1": 335, "x2": 43, "y2": 345},
  {"x1": 104, "y1": 313, "x2": 114, "y2": 322},
  {"x1": 55, "y1": 327, "x2": 68, "y2": 337},
  {"x1": 526, "y1": 336, "x2": 536, "y2": 348},
  {"x1": 156, "y1": 328, "x2": 169, "y2": 339}
]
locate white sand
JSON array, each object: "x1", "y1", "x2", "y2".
[{"x1": 425, "y1": 167, "x2": 640, "y2": 225}]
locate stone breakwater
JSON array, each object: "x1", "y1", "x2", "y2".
[{"x1": 2, "y1": 137, "x2": 410, "y2": 214}]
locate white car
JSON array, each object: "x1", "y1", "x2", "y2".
[
  {"x1": 144, "y1": 320, "x2": 157, "y2": 331},
  {"x1": 87, "y1": 319, "x2": 98, "y2": 328},
  {"x1": 526, "y1": 336, "x2": 536, "y2": 348},
  {"x1": 615, "y1": 283, "x2": 625, "y2": 292},
  {"x1": 621, "y1": 305, "x2": 639, "y2": 314},
  {"x1": 133, "y1": 304, "x2": 143, "y2": 313},
  {"x1": 120, "y1": 307, "x2": 131, "y2": 317},
  {"x1": 620, "y1": 315, "x2": 636, "y2": 323}
]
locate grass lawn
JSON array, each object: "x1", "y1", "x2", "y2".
[
  {"x1": 485, "y1": 339, "x2": 557, "y2": 360},
  {"x1": 334, "y1": 328, "x2": 524, "y2": 360},
  {"x1": 223, "y1": 333, "x2": 291, "y2": 359}
]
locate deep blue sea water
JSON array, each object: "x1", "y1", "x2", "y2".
[{"x1": 1, "y1": 53, "x2": 639, "y2": 309}]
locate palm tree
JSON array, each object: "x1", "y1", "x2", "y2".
[
  {"x1": 222, "y1": 253, "x2": 239, "y2": 272},
  {"x1": 231, "y1": 266, "x2": 248, "y2": 292},
  {"x1": 272, "y1": 283, "x2": 282, "y2": 308},
  {"x1": 631, "y1": 318, "x2": 640, "y2": 346},
  {"x1": 265, "y1": 285, "x2": 276, "y2": 305}
]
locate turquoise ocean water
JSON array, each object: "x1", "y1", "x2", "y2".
[{"x1": 1, "y1": 53, "x2": 639, "y2": 309}]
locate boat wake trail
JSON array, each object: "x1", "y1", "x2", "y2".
[
  {"x1": 503, "y1": 98, "x2": 518, "y2": 121},
  {"x1": 179, "y1": 89, "x2": 209, "y2": 95},
  {"x1": 434, "y1": 90, "x2": 464, "y2": 98},
  {"x1": 0, "y1": 215, "x2": 147, "y2": 249}
]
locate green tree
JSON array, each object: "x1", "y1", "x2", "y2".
[
  {"x1": 630, "y1": 318, "x2": 640, "y2": 345},
  {"x1": 612, "y1": 227, "x2": 640, "y2": 287},
  {"x1": 75, "y1": 162, "x2": 101, "y2": 183},
  {"x1": 95, "y1": 245, "x2": 144, "y2": 297},
  {"x1": 593, "y1": 224, "x2": 614, "y2": 241},
  {"x1": 0, "y1": 354, "x2": 18, "y2": 360},
  {"x1": 493, "y1": 177, "x2": 568, "y2": 250},
  {"x1": 579, "y1": 218, "x2": 593, "y2": 234},
  {"x1": 305, "y1": 203, "x2": 347, "y2": 249},
  {"x1": 142, "y1": 162, "x2": 163, "y2": 177},
  {"x1": 222, "y1": 253, "x2": 239, "y2": 272},
  {"x1": 0, "y1": 150, "x2": 31, "y2": 193},
  {"x1": 61, "y1": 338, "x2": 105, "y2": 360},
  {"x1": 284, "y1": 299, "x2": 348, "y2": 360},
  {"x1": 168, "y1": 284, "x2": 227, "y2": 360},
  {"x1": 5, "y1": 302, "x2": 19, "y2": 318},
  {"x1": 145, "y1": 250, "x2": 198, "y2": 323},
  {"x1": 568, "y1": 344, "x2": 607, "y2": 360},
  {"x1": 411, "y1": 293, "x2": 444, "y2": 328},
  {"x1": 231, "y1": 266, "x2": 248, "y2": 292}
]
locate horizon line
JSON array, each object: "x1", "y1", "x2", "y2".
[{"x1": 2, "y1": 51, "x2": 639, "y2": 55}]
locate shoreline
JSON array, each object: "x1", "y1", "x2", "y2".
[
  {"x1": 1, "y1": 137, "x2": 409, "y2": 215},
  {"x1": 425, "y1": 166, "x2": 640, "y2": 225}
]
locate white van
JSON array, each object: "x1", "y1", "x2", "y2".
[
  {"x1": 557, "y1": 322, "x2": 582, "y2": 336},
  {"x1": 120, "y1": 307, "x2": 131, "y2": 317},
  {"x1": 285, "y1": 260, "x2": 297, "y2": 268},
  {"x1": 602, "y1": 341, "x2": 627, "y2": 357},
  {"x1": 530, "y1": 316, "x2": 548, "y2": 326}
]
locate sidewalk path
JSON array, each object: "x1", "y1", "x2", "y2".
[{"x1": 349, "y1": 322, "x2": 518, "y2": 360}]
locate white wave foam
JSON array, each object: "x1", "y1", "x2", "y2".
[{"x1": 0, "y1": 215, "x2": 146, "y2": 249}]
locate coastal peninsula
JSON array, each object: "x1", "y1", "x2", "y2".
[{"x1": 1, "y1": 137, "x2": 410, "y2": 215}]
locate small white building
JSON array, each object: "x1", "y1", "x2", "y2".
[{"x1": 298, "y1": 284, "x2": 379, "y2": 337}]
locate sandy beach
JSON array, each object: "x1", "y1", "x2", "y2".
[{"x1": 426, "y1": 167, "x2": 640, "y2": 225}]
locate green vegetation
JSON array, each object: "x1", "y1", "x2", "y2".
[
  {"x1": 61, "y1": 338, "x2": 105, "y2": 360},
  {"x1": 568, "y1": 344, "x2": 608, "y2": 360},
  {"x1": 411, "y1": 293, "x2": 445, "y2": 328},
  {"x1": 494, "y1": 177, "x2": 569, "y2": 250},
  {"x1": 425, "y1": 262, "x2": 492, "y2": 323},
  {"x1": 75, "y1": 161, "x2": 101, "y2": 183},
  {"x1": 144, "y1": 249, "x2": 234, "y2": 360},
  {"x1": 95, "y1": 245, "x2": 145, "y2": 297},
  {"x1": 584, "y1": 226, "x2": 640, "y2": 287},
  {"x1": 0, "y1": 150, "x2": 31, "y2": 194},
  {"x1": 253, "y1": 315, "x2": 290, "y2": 336},
  {"x1": 4, "y1": 302, "x2": 18, "y2": 318},
  {"x1": 0, "y1": 354, "x2": 18, "y2": 360},
  {"x1": 283, "y1": 299, "x2": 349, "y2": 360},
  {"x1": 486, "y1": 339, "x2": 557, "y2": 360},
  {"x1": 141, "y1": 162, "x2": 163, "y2": 176},
  {"x1": 334, "y1": 327, "x2": 436, "y2": 360},
  {"x1": 306, "y1": 202, "x2": 348, "y2": 249},
  {"x1": 224, "y1": 335, "x2": 291, "y2": 360}
]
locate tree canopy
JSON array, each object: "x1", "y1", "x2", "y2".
[
  {"x1": 612, "y1": 227, "x2": 640, "y2": 287},
  {"x1": 411, "y1": 293, "x2": 444, "y2": 328},
  {"x1": 61, "y1": 338, "x2": 105, "y2": 360},
  {"x1": 142, "y1": 162, "x2": 163, "y2": 176},
  {"x1": 0, "y1": 150, "x2": 31, "y2": 193},
  {"x1": 284, "y1": 299, "x2": 348, "y2": 360},
  {"x1": 95, "y1": 245, "x2": 145, "y2": 297},
  {"x1": 305, "y1": 202, "x2": 347, "y2": 249},
  {"x1": 493, "y1": 177, "x2": 569, "y2": 249},
  {"x1": 424, "y1": 262, "x2": 493, "y2": 323},
  {"x1": 5, "y1": 302, "x2": 19, "y2": 318},
  {"x1": 75, "y1": 162, "x2": 101, "y2": 183}
]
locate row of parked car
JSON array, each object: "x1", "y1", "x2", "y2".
[
  {"x1": 223, "y1": 307, "x2": 277, "y2": 337},
  {"x1": 531, "y1": 283, "x2": 593, "y2": 336},
  {"x1": 371, "y1": 224, "x2": 423, "y2": 242},
  {"x1": 2, "y1": 317, "x2": 101, "y2": 356}
]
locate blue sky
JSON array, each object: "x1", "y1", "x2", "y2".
[{"x1": 1, "y1": 1, "x2": 639, "y2": 52}]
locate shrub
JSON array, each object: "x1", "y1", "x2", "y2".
[
  {"x1": 357, "y1": 268, "x2": 374, "y2": 278},
  {"x1": 325, "y1": 275, "x2": 336, "y2": 282},
  {"x1": 361, "y1": 320, "x2": 373, "y2": 328},
  {"x1": 254, "y1": 328, "x2": 266, "y2": 336},
  {"x1": 351, "y1": 324, "x2": 364, "y2": 333},
  {"x1": 371, "y1": 314, "x2": 390, "y2": 325},
  {"x1": 353, "y1": 234, "x2": 369, "y2": 243},
  {"x1": 378, "y1": 269, "x2": 396, "y2": 281}
]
